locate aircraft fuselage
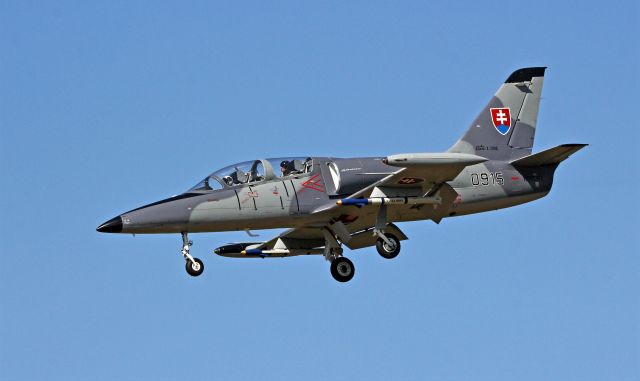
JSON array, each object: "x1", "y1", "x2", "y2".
[{"x1": 97, "y1": 156, "x2": 555, "y2": 235}]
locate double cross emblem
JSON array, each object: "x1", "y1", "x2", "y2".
[{"x1": 398, "y1": 177, "x2": 422, "y2": 185}]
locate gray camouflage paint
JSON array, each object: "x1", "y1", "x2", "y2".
[
  {"x1": 98, "y1": 67, "x2": 585, "y2": 257},
  {"x1": 448, "y1": 67, "x2": 544, "y2": 161}
]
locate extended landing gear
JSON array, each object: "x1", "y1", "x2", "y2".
[
  {"x1": 181, "y1": 232, "x2": 204, "y2": 277},
  {"x1": 322, "y1": 227, "x2": 355, "y2": 283},
  {"x1": 372, "y1": 204, "x2": 401, "y2": 259},
  {"x1": 330, "y1": 257, "x2": 355, "y2": 282},
  {"x1": 325, "y1": 246, "x2": 355, "y2": 283},
  {"x1": 375, "y1": 232, "x2": 401, "y2": 259},
  {"x1": 186, "y1": 258, "x2": 204, "y2": 276}
]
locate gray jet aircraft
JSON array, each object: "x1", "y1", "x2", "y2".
[{"x1": 97, "y1": 67, "x2": 586, "y2": 282}]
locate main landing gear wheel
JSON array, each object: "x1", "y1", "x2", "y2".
[
  {"x1": 376, "y1": 233, "x2": 401, "y2": 259},
  {"x1": 186, "y1": 258, "x2": 204, "y2": 277},
  {"x1": 330, "y1": 257, "x2": 355, "y2": 282}
]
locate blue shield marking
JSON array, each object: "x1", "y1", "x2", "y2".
[{"x1": 495, "y1": 124, "x2": 510, "y2": 135}]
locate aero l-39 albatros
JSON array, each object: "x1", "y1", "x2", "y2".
[{"x1": 97, "y1": 67, "x2": 586, "y2": 282}]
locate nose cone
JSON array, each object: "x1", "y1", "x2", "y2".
[{"x1": 97, "y1": 216, "x2": 123, "y2": 233}]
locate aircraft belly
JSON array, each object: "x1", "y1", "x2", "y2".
[
  {"x1": 454, "y1": 184, "x2": 509, "y2": 204},
  {"x1": 450, "y1": 191, "x2": 548, "y2": 216}
]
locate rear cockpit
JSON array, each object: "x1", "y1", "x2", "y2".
[{"x1": 189, "y1": 157, "x2": 313, "y2": 191}]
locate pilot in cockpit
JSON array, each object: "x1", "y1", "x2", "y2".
[{"x1": 280, "y1": 160, "x2": 294, "y2": 177}]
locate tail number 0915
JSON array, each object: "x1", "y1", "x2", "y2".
[{"x1": 471, "y1": 172, "x2": 504, "y2": 186}]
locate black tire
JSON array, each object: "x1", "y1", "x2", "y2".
[
  {"x1": 330, "y1": 257, "x2": 355, "y2": 282},
  {"x1": 376, "y1": 234, "x2": 401, "y2": 259},
  {"x1": 185, "y1": 258, "x2": 204, "y2": 277}
]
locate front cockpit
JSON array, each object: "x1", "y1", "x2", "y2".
[{"x1": 189, "y1": 157, "x2": 313, "y2": 192}]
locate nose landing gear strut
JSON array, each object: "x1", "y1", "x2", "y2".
[{"x1": 181, "y1": 232, "x2": 204, "y2": 277}]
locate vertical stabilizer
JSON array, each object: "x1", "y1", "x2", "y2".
[{"x1": 448, "y1": 67, "x2": 546, "y2": 161}]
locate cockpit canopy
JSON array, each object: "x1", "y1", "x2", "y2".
[{"x1": 189, "y1": 157, "x2": 313, "y2": 191}]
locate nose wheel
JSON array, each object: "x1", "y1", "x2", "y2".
[
  {"x1": 181, "y1": 232, "x2": 204, "y2": 277},
  {"x1": 330, "y1": 257, "x2": 355, "y2": 282}
]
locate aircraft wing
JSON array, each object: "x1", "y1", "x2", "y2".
[
  {"x1": 313, "y1": 152, "x2": 486, "y2": 215},
  {"x1": 249, "y1": 223, "x2": 409, "y2": 252},
  {"x1": 239, "y1": 153, "x2": 487, "y2": 256},
  {"x1": 358, "y1": 152, "x2": 486, "y2": 196},
  {"x1": 257, "y1": 227, "x2": 325, "y2": 248}
]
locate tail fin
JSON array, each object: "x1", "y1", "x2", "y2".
[{"x1": 448, "y1": 67, "x2": 546, "y2": 161}]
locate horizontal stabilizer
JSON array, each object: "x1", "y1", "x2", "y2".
[{"x1": 510, "y1": 144, "x2": 588, "y2": 167}]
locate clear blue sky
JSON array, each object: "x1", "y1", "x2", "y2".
[{"x1": 1, "y1": 1, "x2": 638, "y2": 380}]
